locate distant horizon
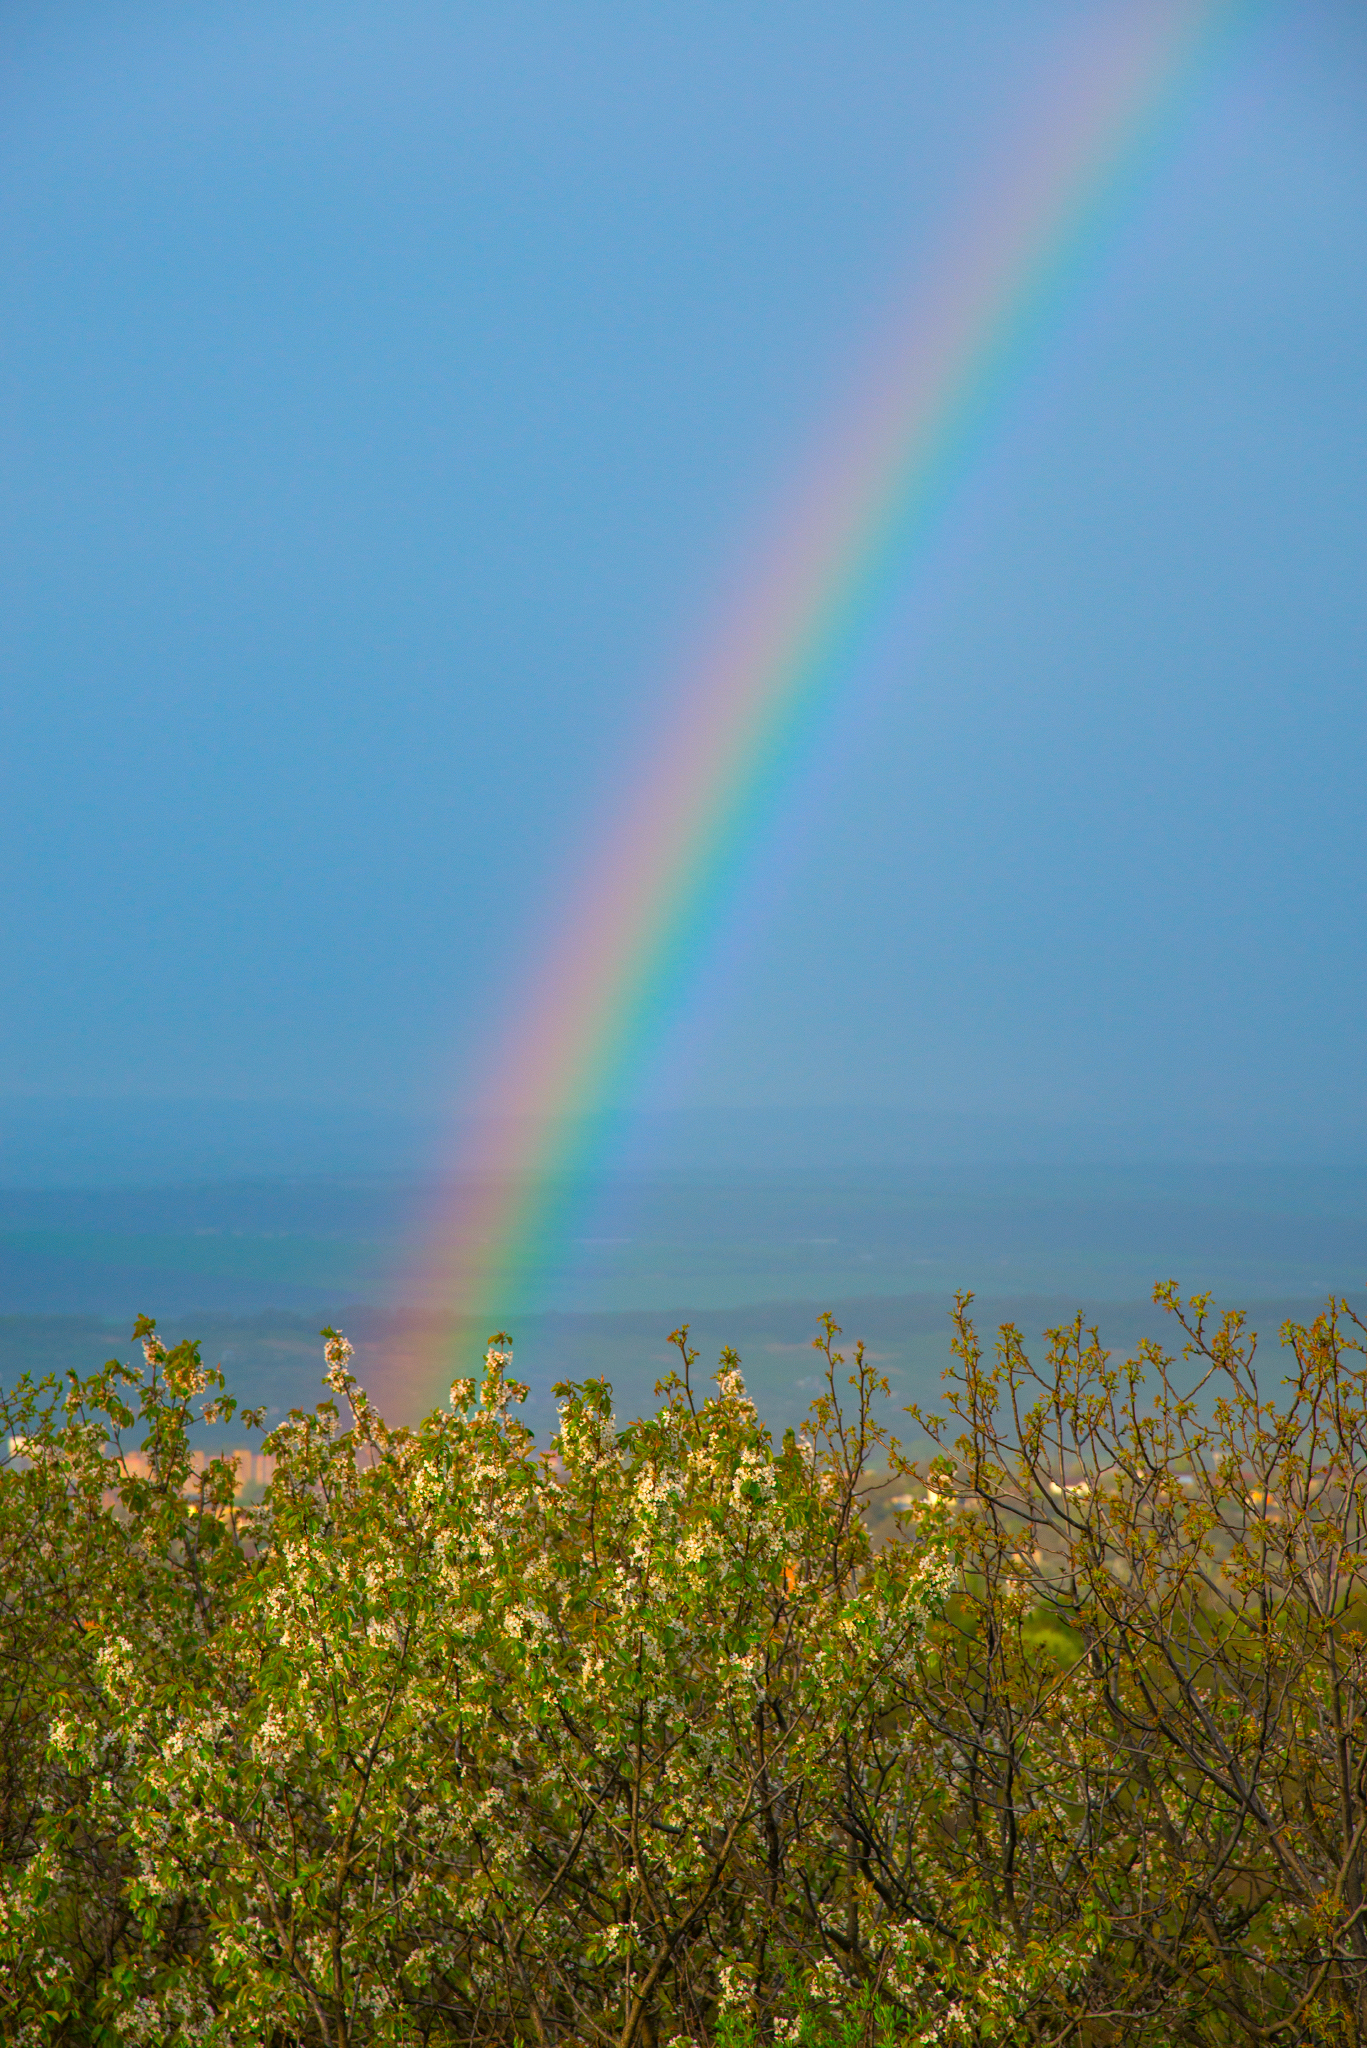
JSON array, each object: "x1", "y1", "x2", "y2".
[
  {"x1": 4, "y1": 1092, "x2": 1367, "y2": 1190},
  {"x1": 2, "y1": 1126, "x2": 1363, "y2": 1341}
]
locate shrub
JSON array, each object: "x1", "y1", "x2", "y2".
[{"x1": 3, "y1": 1290, "x2": 1367, "y2": 2044}]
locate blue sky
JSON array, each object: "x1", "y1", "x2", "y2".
[{"x1": 2, "y1": 0, "x2": 1365, "y2": 1171}]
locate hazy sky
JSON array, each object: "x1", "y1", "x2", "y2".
[{"x1": 2, "y1": 0, "x2": 1365, "y2": 1164}]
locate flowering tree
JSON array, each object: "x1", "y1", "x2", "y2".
[
  {"x1": 0, "y1": 1316, "x2": 953, "y2": 2046},
  {"x1": 5, "y1": 1290, "x2": 1367, "y2": 2045}
]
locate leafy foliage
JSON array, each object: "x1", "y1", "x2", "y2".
[{"x1": 5, "y1": 1291, "x2": 1367, "y2": 2044}]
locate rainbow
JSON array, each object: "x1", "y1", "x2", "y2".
[{"x1": 401, "y1": 0, "x2": 1253, "y2": 1405}]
